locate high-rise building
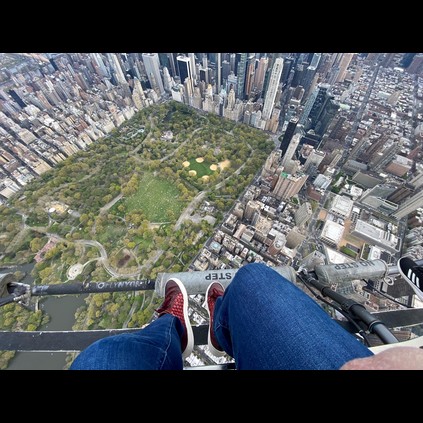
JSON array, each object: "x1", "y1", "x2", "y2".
[
  {"x1": 280, "y1": 117, "x2": 298, "y2": 154},
  {"x1": 254, "y1": 57, "x2": 268, "y2": 93},
  {"x1": 222, "y1": 60, "x2": 231, "y2": 83},
  {"x1": 262, "y1": 57, "x2": 284, "y2": 120},
  {"x1": 282, "y1": 133, "x2": 301, "y2": 168},
  {"x1": 216, "y1": 53, "x2": 221, "y2": 93},
  {"x1": 107, "y1": 53, "x2": 127, "y2": 85},
  {"x1": 188, "y1": 53, "x2": 197, "y2": 81},
  {"x1": 244, "y1": 55, "x2": 256, "y2": 98},
  {"x1": 308, "y1": 84, "x2": 330, "y2": 124},
  {"x1": 371, "y1": 140, "x2": 401, "y2": 171},
  {"x1": 177, "y1": 55, "x2": 194, "y2": 97},
  {"x1": 303, "y1": 149, "x2": 325, "y2": 172},
  {"x1": 272, "y1": 172, "x2": 308, "y2": 200},
  {"x1": 295, "y1": 202, "x2": 313, "y2": 227},
  {"x1": 299, "y1": 87, "x2": 318, "y2": 126},
  {"x1": 91, "y1": 53, "x2": 109, "y2": 78},
  {"x1": 236, "y1": 53, "x2": 248, "y2": 99},
  {"x1": 132, "y1": 77, "x2": 146, "y2": 109},
  {"x1": 142, "y1": 53, "x2": 165, "y2": 95},
  {"x1": 245, "y1": 200, "x2": 262, "y2": 221},
  {"x1": 281, "y1": 58, "x2": 294, "y2": 85},
  {"x1": 291, "y1": 64, "x2": 304, "y2": 87},
  {"x1": 199, "y1": 67, "x2": 209, "y2": 84},
  {"x1": 285, "y1": 228, "x2": 306, "y2": 249},
  {"x1": 301, "y1": 66, "x2": 317, "y2": 96},
  {"x1": 310, "y1": 53, "x2": 322, "y2": 68},
  {"x1": 167, "y1": 53, "x2": 177, "y2": 77},
  {"x1": 162, "y1": 67, "x2": 173, "y2": 92},
  {"x1": 314, "y1": 99, "x2": 338, "y2": 136},
  {"x1": 393, "y1": 190, "x2": 423, "y2": 219},
  {"x1": 307, "y1": 83, "x2": 338, "y2": 135}
]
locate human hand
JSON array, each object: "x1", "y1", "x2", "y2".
[{"x1": 340, "y1": 347, "x2": 423, "y2": 370}]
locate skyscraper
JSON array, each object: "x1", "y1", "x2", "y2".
[
  {"x1": 301, "y1": 65, "x2": 317, "y2": 97},
  {"x1": 314, "y1": 99, "x2": 338, "y2": 136},
  {"x1": 254, "y1": 56, "x2": 268, "y2": 93},
  {"x1": 262, "y1": 57, "x2": 283, "y2": 120},
  {"x1": 291, "y1": 64, "x2": 304, "y2": 87},
  {"x1": 281, "y1": 133, "x2": 301, "y2": 168},
  {"x1": 272, "y1": 172, "x2": 308, "y2": 200},
  {"x1": 91, "y1": 53, "x2": 109, "y2": 78},
  {"x1": 303, "y1": 149, "x2": 325, "y2": 172},
  {"x1": 162, "y1": 67, "x2": 173, "y2": 92},
  {"x1": 306, "y1": 83, "x2": 338, "y2": 135},
  {"x1": 188, "y1": 53, "x2": 197, "y2": 81},
  {"x1": 177, "y1": 55, "x2": 194, "y2": 96},
  {"x1": 281, "y1": 58, "x2": 294, "y2": 85},
  {"x1": 244, "y1": 54, "x2": 256, "y2": 98},
  {"x1": 299, "y1": 87, "x2": 318, "y2": 126},
  {"x1": 216, "y1": 53, "x2": 221, "y2": 93},
  {"x1": 280, "y1": 117, "x2": 298, "y2": 154},
  {"x1": 132, "y1": 77, "x2": 146, "y2": 109},
  {"x1": 236, "y1": 53, "x2": 248, "y2": 99},
  {"x1": 142, "y1": 53, "x2": 165, "y2": 95},
  {"x1": 107, "y1": 53, "x2": 127, "y2": 85},
  {"x1": 310, "y1": 53, "x2": 322, "y2": 69},
  {"x1": 222, "y1": 60, "x2": 231, "y2": 83}
]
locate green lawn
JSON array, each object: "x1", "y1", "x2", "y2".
[
  {"x1": 97, "y1": 223, "x2": 127, "y2": 246},
  {"x1": 125, "y1": 172, "x2": 185, "y2": 222},
  {"x1": 188, "y1": 159, "x2": 214, "y2": 177}
]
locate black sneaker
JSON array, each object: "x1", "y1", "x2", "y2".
[{"x1": 397, "y1": 256, "x2": 423, "y2": 302}]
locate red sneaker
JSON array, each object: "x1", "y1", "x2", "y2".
[
  {"x1": 156, "y1": 278, "x2": 194, "y2": 359},
  {"x1": 203, "y1": 282, "x2": 225, "y2": 357}
]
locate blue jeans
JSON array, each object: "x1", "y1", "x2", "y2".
[{"x1": 70, "y1": 263, "x2": 373, "y2": 370}]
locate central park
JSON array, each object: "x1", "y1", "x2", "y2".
[{"x1": 0, "y1": 101, "x2": 274, "y2": 368}]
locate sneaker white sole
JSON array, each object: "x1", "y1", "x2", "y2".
[
  {"x1": 168, "y1": 278, "x2": 194, "y2": 359},
  {"x1": 398, "y1": 262, "x2": 423, "y2": 302},
  {"x1": 203, "y1": 283, "x2": 225, "y2": 357}
]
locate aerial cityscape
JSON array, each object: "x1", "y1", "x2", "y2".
[{"x1": 0, "y1": 52, "x2": 423, "y2": 369}]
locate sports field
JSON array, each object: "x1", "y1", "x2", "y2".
[
  {"x1": 187, "y1": 158, "x2": 214, "y2": 177},
  {"x1": 124, "y1": 172, "x2": 185, "y2": 221}
]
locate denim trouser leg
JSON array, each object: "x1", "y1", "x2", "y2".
[
  {"x1": 213, "y1": 263, "x2": 373, "y2": 370},
  {"x1": 70, "y1": 314, "x2": 183, "y2": 370}
]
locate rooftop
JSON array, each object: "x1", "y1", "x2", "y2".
[
  {"x1": 321, "y1": 220, "x2": 345, "y2": 245},
  {"x1": 331, "y1": 195, "x2": 354, "y2": 218}
]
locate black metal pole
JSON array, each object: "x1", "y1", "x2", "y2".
[
  {"x1": 31, "y1": 279, "x2": 155, "y2": 296},
  {"x1": 305, "y1": 274, "x2": 398, "y2": 344},
  {"x1": 348, "y1": 304, "x2": 398, "y2": 344}
]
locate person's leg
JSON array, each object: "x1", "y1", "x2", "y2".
[
  {"x1": 213, "y1": 263, "x2": 373, "y2": 370},
  {"x1": 70, "y1": 314, "x2": 184, "y2": 370},
  {"x1": 71, "y1": 277, "x2": 193, "y2": 370}
]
